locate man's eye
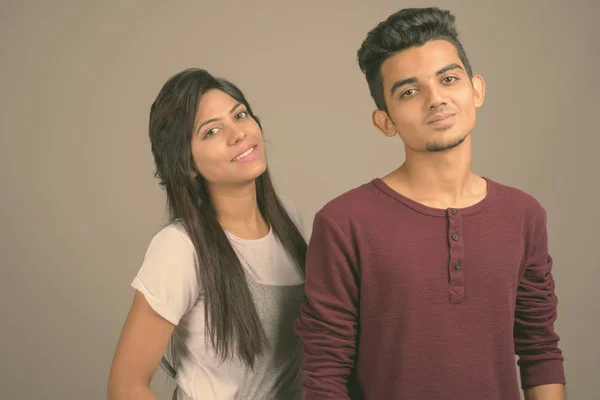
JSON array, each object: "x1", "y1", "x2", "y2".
[{"x1": 401, "y1": 89, "x2": 416, "y2": 98}]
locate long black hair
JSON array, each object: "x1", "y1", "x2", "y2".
[{"x1": 149, "y1": 68, "x2": 306, "y2": 368}]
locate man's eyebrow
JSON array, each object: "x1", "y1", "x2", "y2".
[
  {"x1": 436, "y1": 63, "x2": 463, "y2": 76},
  {"x1": 390, "y1": 63, "x2": 464, "y2": 96},
  {"x1": 390, "y1": 77, "x2": 418, "y2": 96}
]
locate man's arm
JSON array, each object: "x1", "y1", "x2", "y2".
[
  {"x1": 524, "y1": 383, "x2": 565, "y2": 400},
  {"x1": 514, "y1": 209, "x2": 565, "y2": 398},
  {"x1": 294, "y1": 211, "x2": 359, "y2": 400}
]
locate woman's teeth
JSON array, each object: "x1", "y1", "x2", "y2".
[{"x1": 233, "y1": 146, "x2": 255, "y2": 162}]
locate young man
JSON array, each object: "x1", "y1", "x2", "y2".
[{"x1": 294, "y1": 7, "x2": 566, "y2": 400}]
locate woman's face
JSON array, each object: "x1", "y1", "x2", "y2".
[{"x1": 190, "y1": 89, "x2": 267, "y2": 188}]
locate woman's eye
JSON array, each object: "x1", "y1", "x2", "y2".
[
  {"x1": 204, "y1": 127, "x2": 219, "y2": 138},
  {"x1": 236, "y1": 111, "x2": 248, "y2": 119}
]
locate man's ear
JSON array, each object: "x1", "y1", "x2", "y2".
[
  {"x1": 471, "y1": 74, "x2": 485, "y2": 108},
  {"x1": 373, "y1": 109, "x2": 397, "y2": 137}
]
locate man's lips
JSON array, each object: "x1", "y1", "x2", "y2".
[{"x1": 427, "y1": 113, "x2": 456, "y2": 124}]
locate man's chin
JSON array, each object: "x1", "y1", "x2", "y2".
[{"x1": 425, "y1": 135, "x2": 467, "y2": 152}]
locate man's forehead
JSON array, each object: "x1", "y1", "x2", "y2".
[{"x1": 381, "y1": 41, "x2": 462, "y2": 79}]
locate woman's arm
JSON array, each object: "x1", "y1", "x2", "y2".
[{"x1": 107, "y1": 291, "x2": 175, "y2": 400}]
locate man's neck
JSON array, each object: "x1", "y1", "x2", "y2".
[{"x1": 384, "y1": 137, "x2": 487, "y2": 209}]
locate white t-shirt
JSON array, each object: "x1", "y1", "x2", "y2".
[{"x1": 131, "y1": 201, "x2": 306, "y2": 399}]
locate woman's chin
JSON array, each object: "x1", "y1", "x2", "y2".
[{"x1": 233, "y1": 161, "x2": 268, "y2": 185}]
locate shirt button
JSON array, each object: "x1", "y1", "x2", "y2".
[
  {"x1": 454, "y1": 262, "x2": 461, "y2": 270},
  {"x1": 452, "y1": 233, "x2": 459, "y2": 241},
  {"x1": 450, "y1": 208, "x2": 457, "y2": 214}
]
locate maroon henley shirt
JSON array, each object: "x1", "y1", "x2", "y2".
[{"x1": 294, "y1": 177, "x2": 565, "y2": 399}]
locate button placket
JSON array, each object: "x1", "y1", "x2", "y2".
[{"x1": 447, "y1": 208, "x2": 465, "y2": 304}]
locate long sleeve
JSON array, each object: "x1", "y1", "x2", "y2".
[
  {"x1": 514, "y1": 209, "x2": 566, "y2": 388},
  {"x1": 294, "y1": 211, "x2": 360, "y2": 399}
]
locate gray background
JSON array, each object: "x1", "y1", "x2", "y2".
[{"x1": 1, "y1": 0, "x2": 598, "y2": 398}]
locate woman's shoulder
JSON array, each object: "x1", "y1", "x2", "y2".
[
  {"x1": 133, "y1": 220, "x2": 201, "y2": 326},
  {"x1": 145, "y1": 221, "x2": 195, "y2": 257}
]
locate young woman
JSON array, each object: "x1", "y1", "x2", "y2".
[{"x1": 107, "y1": 68, "x2": 307, "y2": 400}]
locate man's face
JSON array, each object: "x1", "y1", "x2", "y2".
[{"x1": 373, "y1": 40, "x2": 485, "y2": 153}]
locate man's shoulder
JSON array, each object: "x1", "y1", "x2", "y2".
[
  {"x1": 316, "y1": 180, "x2": 380, "y2": 222},
  {"x1": 489, "y1": 177, "x2": 547, "y2": 219}
]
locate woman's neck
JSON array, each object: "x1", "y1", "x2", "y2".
[{"x1": 208, "y1": 181, "x2": 269, "y2": 240}]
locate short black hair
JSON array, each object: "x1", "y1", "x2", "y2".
[{"x1": 357, "y1": 7, "x2": 473, "y2": 111}]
